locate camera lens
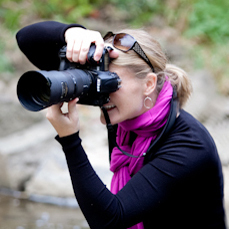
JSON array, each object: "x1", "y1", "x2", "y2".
[
  {"x1": 31, "y1": 78, "x2": 51, "y2": 105},
  {"x1": 17, "y1": 69, "x2": 93, "y2": 111},
  {"x1": 17, "y1": 71, "x2": 52, "y2": 111}
]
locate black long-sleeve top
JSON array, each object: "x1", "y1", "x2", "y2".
[
  {"x1": 16, "y1": 21, "x2": 226, "y2": 229},
  {"x1": 16, "y1": 21, "x2": 85, "y2": 70}
]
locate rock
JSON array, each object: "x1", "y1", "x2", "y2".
[
  {"x1": 0, "y1": 120, "x2": 56, "y2": 190},
  {"x1": 0, "y1": 99, "x2": 44, "y2": 137},
  {"x1": 25, "y1": 146, "x2": 79, "y2": 208},
  {"x1": 25, "y1": 148, "x2": 73, "y2": 198}
]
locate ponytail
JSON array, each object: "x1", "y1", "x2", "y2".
[{"x1": 165, "y1": 64, "x2": 192, "y2": 108}]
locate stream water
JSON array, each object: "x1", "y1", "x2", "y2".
[{"x1": 0, "y1": 194, "x2": 89, "y2": 229}]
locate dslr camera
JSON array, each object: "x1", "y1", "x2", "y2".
[{"x1": 17, "y1": 45, "x2": 121, "y2": 111}]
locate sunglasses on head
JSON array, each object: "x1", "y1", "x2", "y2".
[{"x1": 103, "y1": 31, "x2": 155, "y2": 72}]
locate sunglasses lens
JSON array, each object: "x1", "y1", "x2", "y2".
[{"x1": 113, "y1": 33, "x2": 135, "y2": 51}]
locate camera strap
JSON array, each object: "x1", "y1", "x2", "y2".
[
  {"x1": 102, "y1": 89, "x2": 178, "y2": 162},
  {"x1": 101, "y1": 107, "x2": 140, "y2": 159}
]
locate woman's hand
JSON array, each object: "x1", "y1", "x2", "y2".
[
  {"x1": 64, "y1": 27, "x2": 119, "y2": 64},
  {"x1": 65, "y1": 27, "x2": 105, "y2": 64},
  {"x1": 46, "y1": 98, "x2": 80, "y2": 138}
]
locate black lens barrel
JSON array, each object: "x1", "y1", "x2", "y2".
[{"x1": 17, "y1": 69, "x2": 91, "y2": 111}]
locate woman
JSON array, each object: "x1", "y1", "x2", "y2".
[{"x1": 16, "y1": 21, "x2": 226, "y2": 229}]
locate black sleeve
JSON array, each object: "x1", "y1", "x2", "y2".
[
  {"x1": 55, "y1": 130, "x2": 217, "y2": 229},
  {"x1": 16, "y1": 21, "x2": 85, "y2": 70}
]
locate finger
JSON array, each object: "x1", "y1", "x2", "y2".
[
  {"x1": 72, "y1": 40, "x2": 83, "y2": 63},
  {"x1": 94, "y1": 35, "x2": 105, "y2": 61},
  {"x1": 65, "y1": 27, "x2": 85, "y2": 62},
  {"x1": 68, "y1": 99, "x2": 80, "y2": 131},
  {"x1": 68, "y1": 98, "x2": 79, "y2": 117},
  {"x1": 78, "y1": 39, "x2": 91, "y2": 64},
  {"x1": 109, "y1": 49, "x2": 119, "y2": 59},
  {"x1": 66, "y1": 39, "x2": 75, "y2": 62},
  {"x1": 46, "y1": 103, "x2": 62, "y2": 120},
  {"x1": 53, "y1": 103, "x2": 63, "y2": 112},
  {"x1": 59, "y1": 102, "x2": 64, "y2": 108},
  {"x1": 79, "y1": 31, "x2": 104, "y2": 64}
]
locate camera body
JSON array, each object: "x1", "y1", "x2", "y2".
[
  {"x1": 17, "y1": 45, "x2": 121, "y2": 112},
  {"x1": 59, "y1": 44, "x2": 110, "y2": 72}
]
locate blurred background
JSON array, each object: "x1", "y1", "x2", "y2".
[{"x1": 0, "y1": 0, "x2": 229, "y2": 228}]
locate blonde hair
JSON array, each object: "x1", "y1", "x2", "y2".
[{"x1": 105, "y1": 29, "x2": 192, "y2": 109}]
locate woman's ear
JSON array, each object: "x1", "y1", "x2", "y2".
[{"x1": 144, "y1": 73, "x2": 157, "y2": 96}]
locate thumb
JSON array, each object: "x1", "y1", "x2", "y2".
[{"x1": 68, "y1": 98, "x2": 79, "y2": 117}]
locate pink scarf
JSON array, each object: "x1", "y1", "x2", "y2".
[{"x1": 110, "y1": 79, "x2": 173, "y2": 229}]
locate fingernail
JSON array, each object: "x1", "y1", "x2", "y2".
[{"x1": 94, "y1": 55, "x2": 100, "y2": 61}]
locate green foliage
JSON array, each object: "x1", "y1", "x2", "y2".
[
  {"x1": 193, "y1": 43, "x2": 229, "y2": 95},
  {"x1": 109, "y1": 0, "x2": 163, "y2": 26},
  {"x1": 0, "y1": 0, "x2": 104, "y2": 29},
  {"x1": 182, "y1": 0, "x2": 229, "y2": 95},
  {"x1": 0, "y1": 0, "x2": 25, "y2": 30},
  {"x1": 1, "y1": 0, "x2": 228, "y2": 44},
  {"x1": 185, "y1": 0, "x2": 229, "y2": 44},
  {"x1": 0, "y1": 42, "x2": 14, "y2": 73},
  {"x1": 32, "y1": 0, "x2": 95, "y2": 23}
]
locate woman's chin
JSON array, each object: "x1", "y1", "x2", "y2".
[{"x1": 100, "y1": 110, "x2": 117, "y2": 126}]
